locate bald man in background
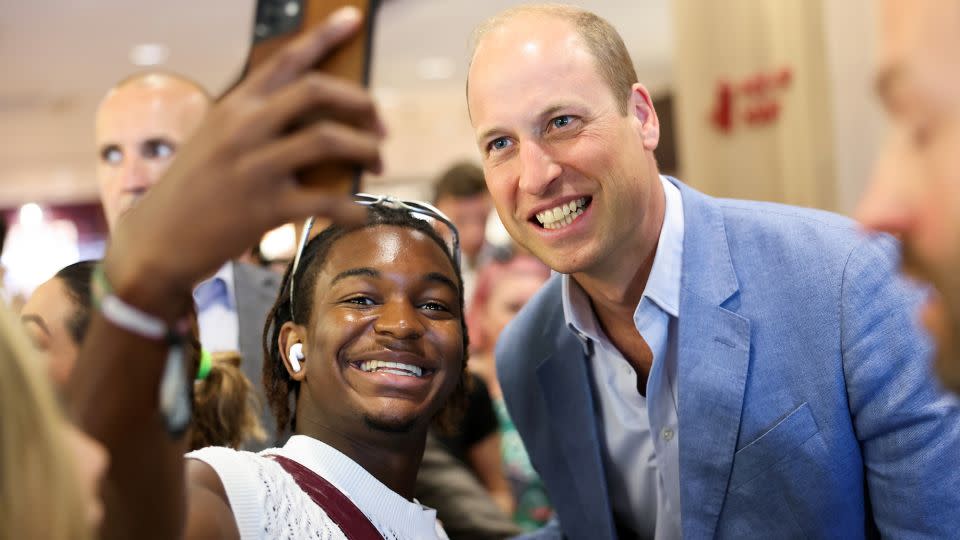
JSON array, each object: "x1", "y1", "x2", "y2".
[
  {"x1": 95, "y1": 72, "x2": 281, "y2": 449},
  {"x1": 95, "y1": 73, "x2": 209, "y2": 226}
]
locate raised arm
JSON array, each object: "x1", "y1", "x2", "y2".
[{"x1": 67, "y1": 7, "x2": 383, "y2": 539}]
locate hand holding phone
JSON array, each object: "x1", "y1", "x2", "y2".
[
  {"x1": 246, "y1": 0, "x2": 381, "y2": 194},
  {"x1": 105, "y1": 6, "x2": 385, "y2": 312}
]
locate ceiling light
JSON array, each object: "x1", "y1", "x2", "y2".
[
  {"x1": 260, "y1": 223, "x2": 297, "y2": 261},
  {"x1": 19, "y1": 203, "x2": 43, "y2": 227},
  {"x1": 129, "y1": 43, "x2": 170, "y2": 66}
]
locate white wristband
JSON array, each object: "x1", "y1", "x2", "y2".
[
  {"x1": 99, "y1": 293, "x2": 167, "y2": 340},
  {"x1": 91, "y1": 263, "x2": 187, "y2": 341}
]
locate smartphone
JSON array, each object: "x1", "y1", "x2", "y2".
[{"x1": 246, "y1": 0, "x2": 380, "y2": 194}]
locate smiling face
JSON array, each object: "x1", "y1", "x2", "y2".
[
  {"x1": 284, "y1": 225, "x2": 464, "y2": 436},
  {"x1": 467, "y1": 11, "x2": 663, "y2": 282},
  {"x1": 21, "y1": 277, "x2": 80, "y2": 389},
  {"x1": 858, "y1": 0, "x2": 960, "y2": 391},
  {"x1": 95, "y1": 74, "x2": 209, "y2": 229}
]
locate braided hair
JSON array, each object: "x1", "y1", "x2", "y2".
[{"x1": 261, "y1": 204, "x2": 470, "y2": 438}]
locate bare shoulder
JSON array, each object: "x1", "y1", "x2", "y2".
[{"x1": 184, "y1": 459, "x2": 241, "y2": 540}]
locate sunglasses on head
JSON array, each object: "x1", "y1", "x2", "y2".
[{"x1": 288, "y1": 193, "x2": 462, "y2": 318}]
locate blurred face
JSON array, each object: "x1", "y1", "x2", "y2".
[
  {"x1": 481, "y1": 270, "x2": 548, "y2": 347},
  {"x1": 468, "y1": 14, "x2": 662, "y2": 279},
  {"x1": 21, "y1": 277, "x2": 80, "y2": 389},
  {"x1": 858, "y1": 0, "x2": 960, "y2": 391},
  {"x1": 435, "y1": 194, "x2": 492, "y2": 262},
  {"x1": 95, "y1": 77, "x2": 209, "y2": 229},
  {"x1": 289, "y1": 225, "x2": 464, "y2": 435}
]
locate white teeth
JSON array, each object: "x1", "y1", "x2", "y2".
[
  {"x1": 358, "y1": 360, "x2": 423, "y2": 377},
  {"x1": 536, "y1": 198, "x2": 588, "y2": 229}
]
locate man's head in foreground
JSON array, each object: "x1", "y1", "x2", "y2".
[{"x1": 858, "y1": 0, "x2": 960, "y2": 392}]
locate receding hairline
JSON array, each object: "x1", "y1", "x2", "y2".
[
  {"x1": 471, "y1": 4, "x2": 588, "y2": 50},
  {"x1": 466, "y1": 3, "x2": 638, "y2": 116},
  {"x1": 466, "y1": 5, "x2": 580, "y2": 115},
  {"x1": 469, "y1": 4, "x2": 581, "y2": 75}
]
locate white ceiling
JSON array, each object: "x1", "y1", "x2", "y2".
[{"x1": 0, "y1": 0, "x2": 673, "y2": 208}]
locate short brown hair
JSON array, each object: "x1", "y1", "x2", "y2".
[
  {"x1": 469, "y1": 4, "x2": 639, "y2": 115},
  {"x1": 432, "y1": 161, "x2": 488, "y2": 204}
]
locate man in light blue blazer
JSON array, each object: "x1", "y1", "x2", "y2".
[{"x1": 466, "y1": 4, "x2": 960, "y2": 539}]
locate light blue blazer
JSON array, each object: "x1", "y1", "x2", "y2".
[{"x1": 496, "y1": 179, "x2": 960, "y2": 539}]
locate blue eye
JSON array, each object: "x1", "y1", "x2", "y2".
[
  {"x1": 551, "y1": 115, "x2": 572, "y2": 129},
  {"x1": 488, "y1": 137, "x2": 510, "y2": 152}
]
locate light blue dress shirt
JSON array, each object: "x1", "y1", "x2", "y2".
[
  {"x1": 561, "y1": 176, "x2": 684, "y2": 539},
  {"x1": 193, "y1": 262, "x2": 240, "y2": 353}
]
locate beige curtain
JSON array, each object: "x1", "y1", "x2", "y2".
[{"x1": 671, "y1": 0, "x2": 837, "y2": 211}]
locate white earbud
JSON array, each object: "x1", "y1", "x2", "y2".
[{"x1": 288, "y1": 343, "x2": 304, "y2": 373}]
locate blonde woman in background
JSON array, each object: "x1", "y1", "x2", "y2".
[{"x1": 0, "y1": 303, "x2": 107, "y2": 539}]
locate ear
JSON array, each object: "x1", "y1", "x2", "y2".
[
  {"x1": 279, "y1": 321, "x2": 308, "y2": 382},
  {"x1": 629, "y1": 83, "x2": 660, "y2": 152}
]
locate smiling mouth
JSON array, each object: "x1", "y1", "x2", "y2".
[
  {"x1": 352, "y1": 360, "x2": 434, "y2": 378},
  {"x1": 533, "y1": 197, "x2": 591, "y2": 230}
]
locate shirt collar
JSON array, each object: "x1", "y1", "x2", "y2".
[
  {"x1": 645, "y1": 176, "x2": 684, "y2": 318},
  {"x1": 193, "y1": 262, "x2": 236, "y2": 310},
  {"x1": 562, "y1": 175, "x2": 685, "y2": 339}
]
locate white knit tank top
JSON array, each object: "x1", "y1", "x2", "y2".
[{"x1": 188, "y1": 435, "x2": 448, "y2": 540}]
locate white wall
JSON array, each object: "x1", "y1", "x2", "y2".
[{"x1": 821, "y1": 0, "x2": 885, "y2": 214}]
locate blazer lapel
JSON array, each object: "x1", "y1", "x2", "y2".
[
  {"x1": 536, "y1": 315, "x2": 617, "y2": 540},
  {"x1": 672, "y1": 179, "x2": 752, "y2": 539}
]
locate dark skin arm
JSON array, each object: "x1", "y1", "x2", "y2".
[
  {"x1": 67, "y1": 7, "x2": 383, "y2": 539},
  {"x1": 184, "y1": 461, "x2": 240, "y2": 540}
]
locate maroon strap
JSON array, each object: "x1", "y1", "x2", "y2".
[{"x1": 269, "y1": 454, "x2": 384, "y2": 540}]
